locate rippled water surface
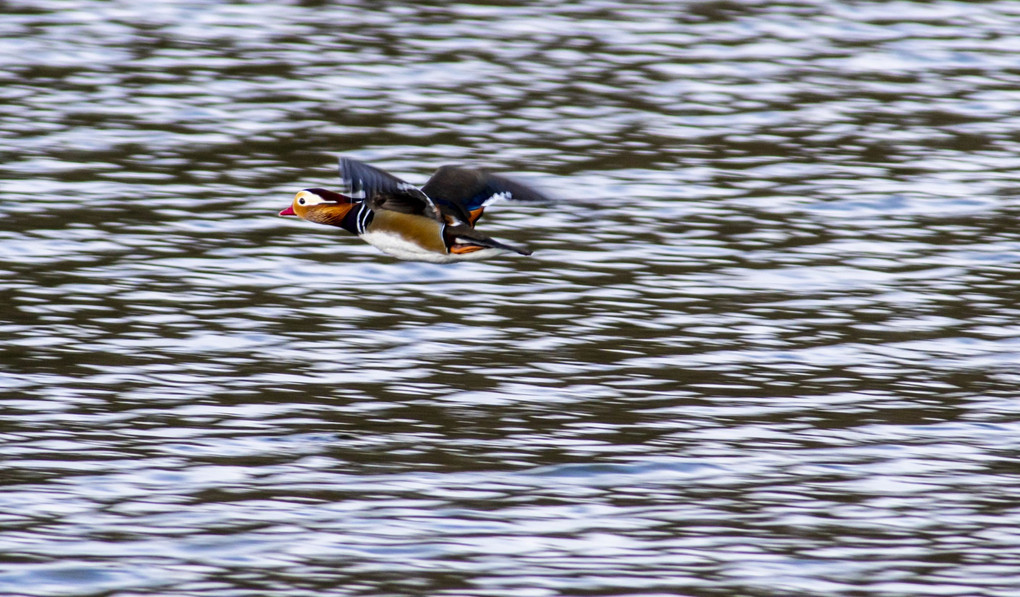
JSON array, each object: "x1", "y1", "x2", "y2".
[{"x1": 4, "y1": 1, "x2": 1020, "y2": 595}]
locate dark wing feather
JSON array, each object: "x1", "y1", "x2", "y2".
[
  {"x1": 421, "y1": 165, "x2": 551, "y2": 226},
  {"x1": 337, "y1": 157, "x2": 442, "y2": 221},
  {"x1": 443, "y1": 224, "x2": 532, "y2": 256}
]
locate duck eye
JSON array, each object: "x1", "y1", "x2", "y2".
[{"x1": 298, "y1": 197, "x2": 306, "y2": 205}]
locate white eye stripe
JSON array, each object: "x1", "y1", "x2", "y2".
[{"x1": 295, "y1": 192, "x2": 331, "y2": 206}]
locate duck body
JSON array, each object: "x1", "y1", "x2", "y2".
[{"x1": 280, "y1": 157, "x2": 548, "y2": 262}]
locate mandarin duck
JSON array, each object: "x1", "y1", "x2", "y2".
[{"x1": 279, "y1": 157, "x2": 549, "y2": 262}]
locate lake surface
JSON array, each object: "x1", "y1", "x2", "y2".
[{"x1": 3, "y1": 1, "x2": 1020, "y2": 595}]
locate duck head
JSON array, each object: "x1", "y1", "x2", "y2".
[{"x1": 280, "y1": 188, "x2": 357, "y2": 227}]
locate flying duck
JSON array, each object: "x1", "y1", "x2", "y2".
[{"x1": 279, "y1": 157, "x2": 549, "y2": 263}]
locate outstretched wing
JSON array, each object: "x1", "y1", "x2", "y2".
[
  {"x1": 421, "y1": 165, "x2": 551, "y2": 227},
  {"x1": 337, "y1": 156, "x2": 442, "y2": 222}
]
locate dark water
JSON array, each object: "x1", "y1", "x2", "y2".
[{"x1": 3, "y1": 1, "x2": 1020, "y2": 595}]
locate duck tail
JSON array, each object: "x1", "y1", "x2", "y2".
[{"x1": 446, "y1": 228, "x2": 532, "y2": 256}]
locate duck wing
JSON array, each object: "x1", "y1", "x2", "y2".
[
  {"x1": 421, "y1": 165, "x2": 551, "y2": 227},
  {"x1": 337, "y1": 157, "x2": 443, "y2": 222}
]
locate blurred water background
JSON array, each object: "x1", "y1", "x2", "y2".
[{"x1": 3, "y1": 0, "x2": 1020, "y2": 595}]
